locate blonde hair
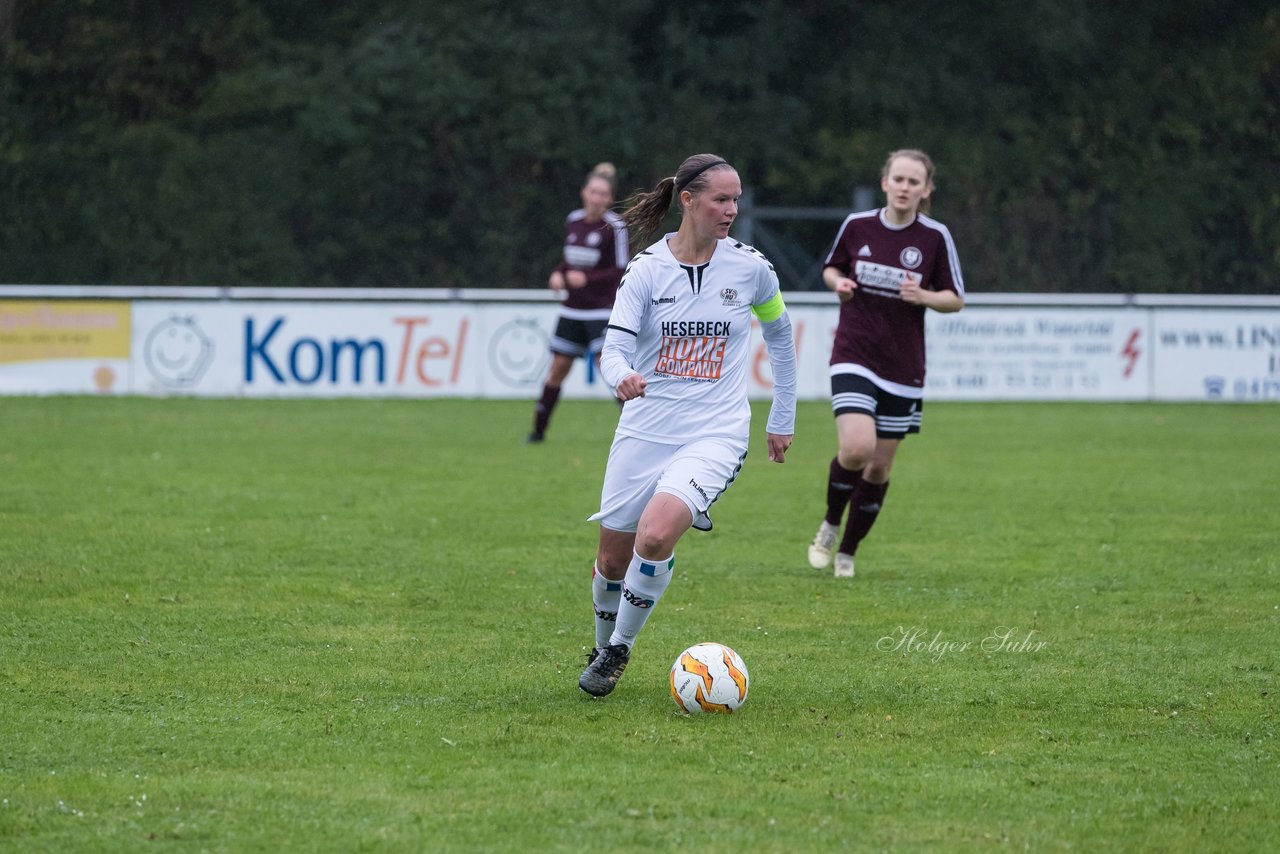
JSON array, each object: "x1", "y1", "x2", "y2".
[
  {"x1": 585, "y1": 162, "x2": 617, "y2": 194},
  {"x1": 621, "y1": 153, "x2": 733, "y2": 247},
  {"x1": 882, "y1": 149, "x2": 936, "y2": 215}
]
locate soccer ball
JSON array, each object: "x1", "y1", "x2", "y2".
[{"x1": 669, "y1": 642, "x2": 749, "y2": 714}]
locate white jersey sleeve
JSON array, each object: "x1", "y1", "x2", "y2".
[
  {"x1": 746, "y1": 249, "x2": 796, "y2": 436},
  {"x1": 598, "y1": 251, "x2": 654, "y2": 388},
  {"x1": 759, "y1": 312, "x2": 796, "y2": 435}
]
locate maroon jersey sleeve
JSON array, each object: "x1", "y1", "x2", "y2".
[
  {"x1": 823, "y1": 215, "x2": 859, "y2": 275},
  {"x1": 923, "y1": 219, "x2": 963, "y2": 296}
]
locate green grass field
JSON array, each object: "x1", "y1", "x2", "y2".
[{"x1": 2, "y1": 396, "x2": 1276, "y2": 852}]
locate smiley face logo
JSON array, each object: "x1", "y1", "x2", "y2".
[
  {"x1": 144, "y1": 316, "x2": 214, "y2": 387},
  {"x1": 488, "y1": 318, "x2": 550, "y2": 387}
]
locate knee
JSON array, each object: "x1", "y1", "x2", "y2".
[
  {"x1": 837, "y1": 445, "x2": 872, "y2": 472},
  {"x1": 836, "y1": 452, "x2": 863, "y2": 471},
  {"x1": 595, "y1": 547, "x2": 631, "y2": 580},
  {"x1": 593, "y1": 540, "x2": 629, "y2": 581},
  {"x1": 862, "y1": 461, "x2": 892, "y2": 483},
  {"x1": 633, "y1": 532, "x2": 673, "y2": 561},
  {"x1": 633, "y1": 522, "x2": 678, "y2": 561},
  {"x1": 836, "y1": 434, "x2": 874, "y2": 471}
]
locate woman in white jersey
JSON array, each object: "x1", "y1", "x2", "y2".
[
  {"x1": 578, "y1": 153, "x2": 798, "y2": 698},
  {"x1": 807, "y1": 149, "x2": 965, "y2": 579}
]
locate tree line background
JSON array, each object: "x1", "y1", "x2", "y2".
[{"x1": 1, "y1": 0, "x2": 1276, "y2": 293}]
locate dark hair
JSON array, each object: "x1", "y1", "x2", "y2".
[
  {"x1": 585, "y1": 161, "x2": 617, "y2": 194},
  {"x1": 882, "y1": 149, "x2": 936, "y2": 215},
  {"x1": 621, "y1": 153, "x2": 734, "y2": 247}
]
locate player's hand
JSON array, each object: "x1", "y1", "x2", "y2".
[
  {"x1": 565, "y1": 270, "x2": 588, "y2": 289},
  {"x1": 766, "y1": 433, "x2": 792, "y2": 463},
  {"x1": 615, "y1": 373, "x2": 646, "y2": 401},
  {"x1": 549, "y1": 272, "x2": 566, "y2": 291},
  {"x1": 834, "y1": 276, "x2": 856, "y2": 303},
  {"x1": 899, "y1": 272, "x2": 923, "y2": 304}
]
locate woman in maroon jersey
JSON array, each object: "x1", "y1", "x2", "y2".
[
  {"x1": 528, "y1": 163, "x2": 631, "y2": 443},
  {"x1": 807, "y1": 149, "x2": 965, "y2": 578}
]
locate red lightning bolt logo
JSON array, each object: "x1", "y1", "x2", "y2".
[{"x1": 1122, "y1": 329, "x2": 1141, "y2": 378}]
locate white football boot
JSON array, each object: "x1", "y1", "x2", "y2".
[{"x1": 807, "y1": 521, "x2": 838, "y2": 569}]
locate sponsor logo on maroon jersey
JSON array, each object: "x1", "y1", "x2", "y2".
[{"x1": 855, "y1": 260, "x2": 908, "y2": 297}]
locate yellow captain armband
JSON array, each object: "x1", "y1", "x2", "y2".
[{"x1": 751, "y1": 291, "x2": 787, "y2": 323}]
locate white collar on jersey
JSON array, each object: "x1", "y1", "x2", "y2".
[{"x1": 878, "y1": 209, "x2": 918, "y2": 231}]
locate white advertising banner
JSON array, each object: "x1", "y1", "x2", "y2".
[
  {"x1": 130, "y1": 301, "x2": 618, "y2": 399},
  {"x1": 782, "y1": 304, "x2": 1151, "y2": 401},
  {"x1": 0, "y1": 295, "x2": 1262, "y2": 402},
  {"x1": 922, "y1": 308, "x2": 1149, "y2": 400},
  {"x1": 1151, "y1": 309, "x2": 1280, "y2": 401}
]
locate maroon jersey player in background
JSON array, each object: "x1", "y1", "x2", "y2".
[
  {"x1": 807, "y1": 149, "x2": 965, "y2": 578},
  {"x1": 528, "y1": 163, "x2": 630, "y2": 443}
]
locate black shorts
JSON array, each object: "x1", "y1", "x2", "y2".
[
  {"x1": 550, "y1": 316, "x2": 609, "y2": 358},
  {"x1": 830, "y1": 373, "x2": 923, "y2": 439}
]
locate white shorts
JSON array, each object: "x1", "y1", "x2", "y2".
[{"x1": 588, "y1": 435, "x2": 748, "y2": 533}]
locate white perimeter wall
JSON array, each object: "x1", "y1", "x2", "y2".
[{"x1": 2, "y1": 287, "x2": 1278, "y2": 402}]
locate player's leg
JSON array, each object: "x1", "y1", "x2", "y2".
[
  {"x1": 820, "y1": 413, "x2": 876, "y2": 574},
  {"x1": 835, "y1": 437, "x2": 899, "y2": 575},
  {"x1": 809, "y1": 373, "x2": 878, "y2": 569},
  {"x1": 591, "y1": 527, "x2": 635, "y2": 649},
  {"x1": 582, "y1": 437, "x2": 741, "y2": 697},
  {"x1": 607, "y1": 492, "x2": 690, "y2": 649},
  {"x1": 530, "y1": 317, "x2": 586, "y2": 442},
  {"x1": 581, "y1": 437, "x2": 673, "y2": 696},
  {"x1": 834, "y1": 392, "x2": 921, "y2": 576},
  {"x1": 609, "y1": 437, "x2": 740, "y2": 650},
  {"x1": 529, "y1": 353, "x2": 574, "y2": 442}
]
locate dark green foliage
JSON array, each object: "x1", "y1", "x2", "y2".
[{"x1": 1, "y1": 1, "x2": 1276, "y2": 291}]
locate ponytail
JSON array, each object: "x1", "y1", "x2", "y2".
[
  {"x1": 621, "y1": 153, "x2": 734, "y2": 248},
  {"x1": 620, "y1": 177, "x2": 677, "y2": 249}
]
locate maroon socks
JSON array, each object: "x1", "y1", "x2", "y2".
[
  {"x1": 839, "y1": 479, "x2": 889, "y2": 556},
  {"x1": 824, "y1": 457, "x2": 862, "y2": 526}
]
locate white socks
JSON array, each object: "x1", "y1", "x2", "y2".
[
  {"x1": 609, "y1": 551, "x2": 675, "y2": 651},
  {"x1": 591, "y1": 563, "x2": 622, "y2": 648}
]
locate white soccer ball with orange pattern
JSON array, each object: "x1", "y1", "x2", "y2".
[{"x1": 669, "y1": 642, "x2": 749, "y2": 714}]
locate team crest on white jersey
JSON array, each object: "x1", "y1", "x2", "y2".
[
  {"x1": 720, "y1": 288, "x2": 741, "y2": 306},
  {"x1": 858, "y1": 244, "x2": 873, "y2": 257},
  {"x1": 900, "y1": 247, "x2": 923, "y2": 269}
]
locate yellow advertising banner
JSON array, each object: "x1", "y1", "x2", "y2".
[{"x1": 0, "y1": 300, "x2": 131, "y2": 364}]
